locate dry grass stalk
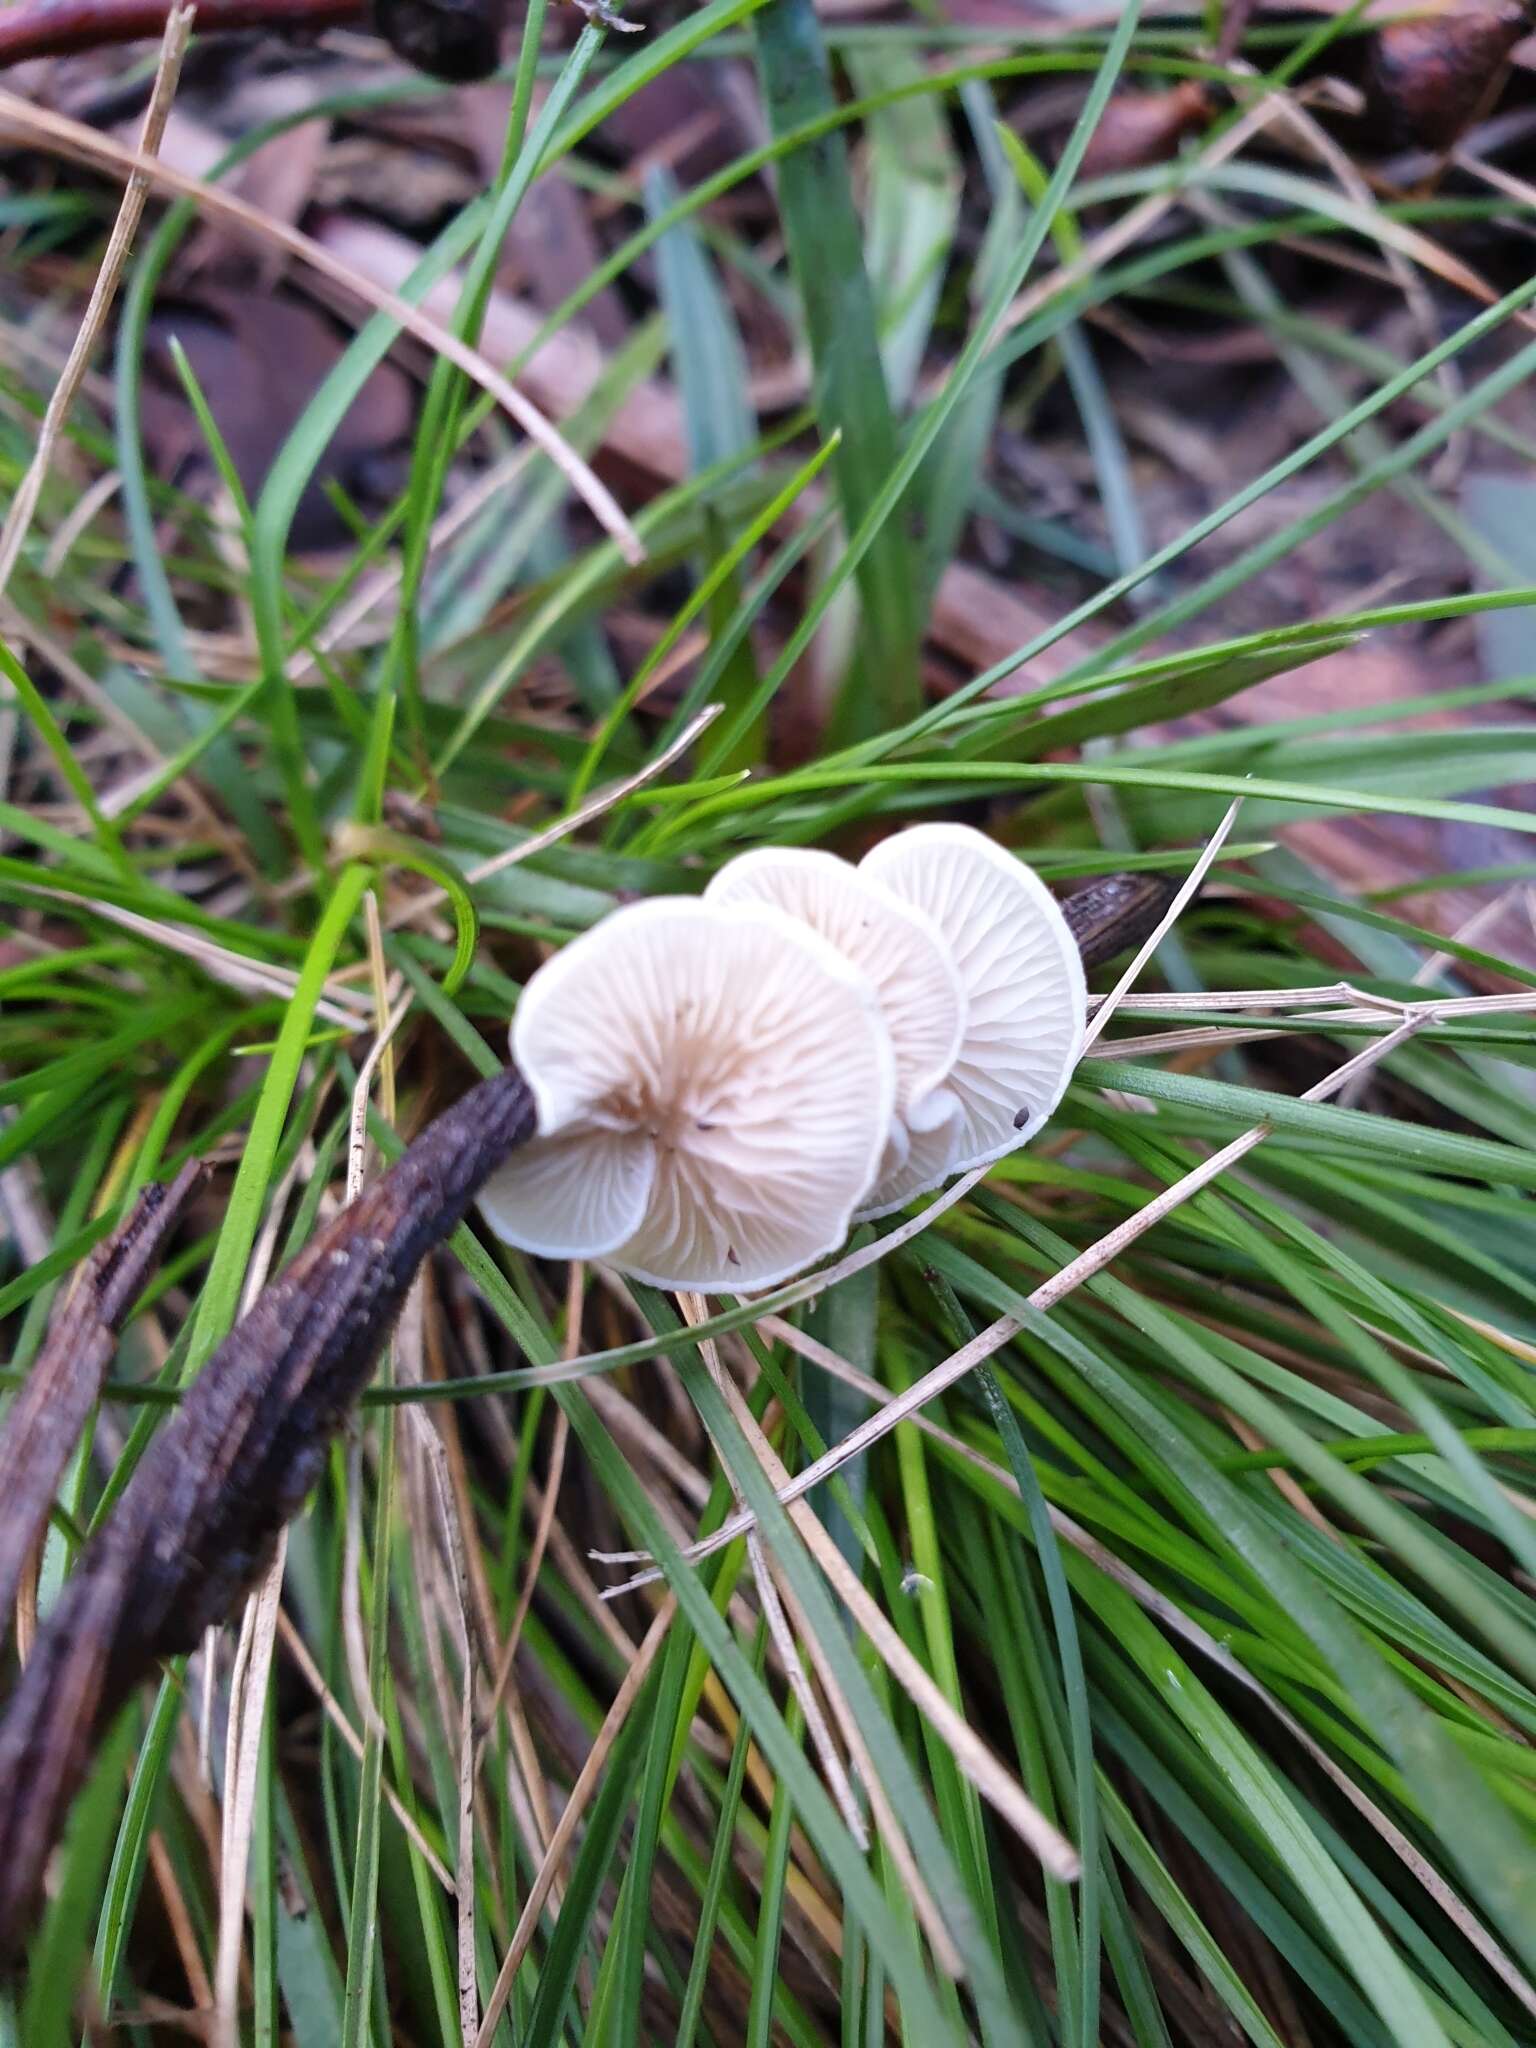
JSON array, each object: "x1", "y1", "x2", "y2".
[
  {"x1": 0, "y1": 1062, "x2": 536, "y2": 1963},
  {"x1": 610, "y1": 1007, "x2": 1434, "y2": 1594},
  {"x1": 755, "y1": 1532, "x2": 965, "y2": 1978},
  {"x1": 274, "y1": 1608, "x2": 455, "y2": 1889},
  {"x1": 710, "y1": 1361, "x2": 1080, "y2": 1874},
  {"x1": 0, "y1": 7, "x2": 194, "y2": 599},
  {"x1": 478, "y1": 1268, "x2": 581, "y2": 1742},
  {"x1": 213, "y1": 1531, "x2": 286, "y2": 2048},
  {"x1": 29, "y1": 888, "x2": 370, "y2": 1028},
  {"x1": 472, "y1": 1596, "x2": 679, "y2": 2048},
  {"x1": 399, "y1": 1284, "x2": 480, "y2": 2045},
  {"x1": 678, "y1": 1290, "x2": 869, "y2": 1850},
  {"x1": 381, "y1": 704, "x2": 725, "y2": 931},
  {"x1": 0, "y1": 93, "x2": 644, "y2": 566},
  {"x1": 1080, "y1": 799, "x2": 1243, "y2": 1052}
]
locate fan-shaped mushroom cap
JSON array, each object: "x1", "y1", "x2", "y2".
[
  {"x1": 855, "y1": 825, "x2": 1085, "y2": 1217},
  {"x1": 477, "y1": 898, "x2": 895, "y2": 1291},
  {"x1": 475, "y1": 1127, "x2": 655, "y2": 1263},
  {"x1": 705, "y1": 847, "x2": 964, "y2": 1129}
]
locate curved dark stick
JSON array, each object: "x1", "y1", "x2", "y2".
[
  {"x1": 1061, "y1": 870, "x2": 1178, "y2": 970},
  {"x1": 0, "y1": 0, "x2": 510, "y2": 80},
  {"x1": 0, "y1": 870, "x2": 1173, "y2": 1967},
  {"x1": 0, "y1": 0, "x2": 365, "y2": 64},
  {"x1": 0, "y1": 1062, "x2": 535, "y2": 1964}
]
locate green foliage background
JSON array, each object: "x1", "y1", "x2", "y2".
[{"x1": 6, "y1": 1, "x2": 1536, "y2": 2041}]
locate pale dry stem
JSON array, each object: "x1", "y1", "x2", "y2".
[
  {"x1": 764, "y1": 1548, "x2": 965, "y2": 1978},
  {"x1": 274, "y1": 1608, "x2": 455, "y2": 1890},
  {"x1": 1080, "y1": 796, "x2": 1243, "y2": 1053},
  {"x1": 695, "y1": 1349, "x2": 1082, "y2": 1880},
  {"x1": 0, "y1": 8, "x2": 194, "y2": 599},
  {"x1": 383, "y1": 704, "x2": 724, "y2": 932},
  {"x1": 472, "y1": 1596, "x2": 679, "y2": 2048},
  {"x1": 478, "y1": 1266, "x2": 582, "y2": 1746},
  {"x1": 32, "y1": 888, "x2": 370, "y2": 1029},
  {"x1": 0, "y1": 92, "x2": 644, "y2": 567},
  {"x1": 399, "y1": 1286, "x2": 479, "y2": 2046},
  {"x1": 603, "y1": 1003, "x2": 1438, "y2": 1593},
  {"x1": 213, "y1": 1531, "x2": 285, "y2": 2048},
  {"x1": 678, "y1": 1291, "x2": 869, "y2": 1851},
  {"x1": 210, "y1": 1131, "x2": 324, "y2": 2045}
]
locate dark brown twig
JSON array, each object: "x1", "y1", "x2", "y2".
[
  {"x1": 0, "y1": 0, "x2": 364, "y2": 66},
  {"x1": 1062, "y1": 871, "x2": 1180, "y2": 969},
  {"x1": 0, "y1": 1160, "x2": 204, "y2": 1640},
  {"x1": 0, "y1": 1062, "x2": 535, "y2": 1965},
  {"x1": 0, "y1": 0, "x2": 515, "y2": 81}
]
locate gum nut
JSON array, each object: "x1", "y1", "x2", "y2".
[
  {"x1": 705, "y1": 846, "x2": 964, "y2": 1122},
  {"x1": 492, "y1": 897, "x2": 896, "y2": 1292},
  {"x1": 856, "y1": 825, "x2": 1085, "y2": 1214}
]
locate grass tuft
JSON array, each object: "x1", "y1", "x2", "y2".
[{"x1": 6, "y1": 2, "x2": 1536, "y2": 2041}]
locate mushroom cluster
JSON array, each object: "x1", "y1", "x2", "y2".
[{"x1": 477, "y1": 825, "x2": 1086, "y2": 1292}]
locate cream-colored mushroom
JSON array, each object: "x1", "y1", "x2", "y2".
[
  {"x1": 704, "y1": 847, "x2": 965, "y2": 1143},
  {"x1": 855, "y1": 824, "x2": 1085, "y2": 1217},
  {"x1": 477, "y1": 898, "x2": 895, "y2": 1291}
]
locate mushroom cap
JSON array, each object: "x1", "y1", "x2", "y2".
[
  {"x1": 704, "y1": 846, "x2": 964, "y2": 1124},
  {"x1": 855, "y1": 825, "x2": 1085, "y2": 1217},
  {"x1": 476, "y1": 1126, "x2": 654, "y2": 1263},
  {"x1": 478, "y1": 897, "x2": 895, "y2": 1291}
]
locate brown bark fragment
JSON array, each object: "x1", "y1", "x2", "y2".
[{"x1": 0, "y1": 1160, "x2": 204, "y2": 1638}]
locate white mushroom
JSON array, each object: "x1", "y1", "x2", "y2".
[
  {"x1": 477, "y1": 898, "x2": 895, "y2": 1291},
  {"x1": 704, "y1": 847, "x2": 965, "y2": 1144},
  {"x1": 855, "y1": 824, "x2": 1086, "y2": 1217}
]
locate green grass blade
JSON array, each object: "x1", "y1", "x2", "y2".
[{"x1": 752, "y1": 0, "x2": 919, "y2": 736}]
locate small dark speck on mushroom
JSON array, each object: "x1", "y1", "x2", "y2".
[
  {"x1": 697, "y1": 1119, "x2": 716, "y2": 1131},
  {"x1": 727, "y1": 1247, "x2": 740, "y2": 1266},
  {"x1": 1013, "y1": 1105, "x2": 1032, "y2": 1128}
]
